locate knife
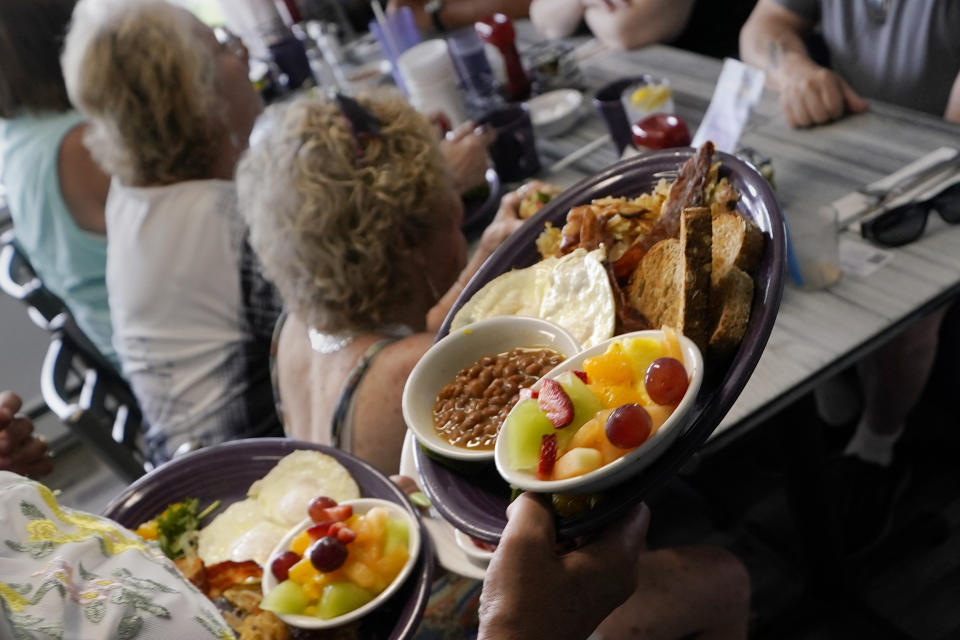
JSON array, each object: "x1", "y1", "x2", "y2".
[{"x1": 839, "y1": 152, "x2": 960, "y2": 228}]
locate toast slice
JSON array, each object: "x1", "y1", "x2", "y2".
[
  {"x1": 712, "y1": 212, "x2": 763, "y2": 286},
  {"x1": 627, "y1": 207, "x2": 713, "y2": 353},
  {"x1": 709, "y1": 266, "x2": 754, "y2": 356}
]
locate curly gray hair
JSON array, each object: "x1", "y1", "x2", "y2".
[{"x1": 236, "y1": 90, "x2": 453, "y2": 334}]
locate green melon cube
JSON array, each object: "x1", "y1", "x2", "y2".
[
  {"x1": 555, "y1": 371, "x2": 603, "y2": 430},
  {"x1": 318, "y1": 582, "x2": 375, "y2": 619},
  {"x1": 505, "y1": 398, "x2": 556, "y2": 470},
  {"x1": 383, "y1": 517, "x2": 409, "y2": 556},
  {"x1": 261, "y1": 579, "x2": 309, "y2": 615}
]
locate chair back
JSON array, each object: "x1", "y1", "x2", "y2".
[
  {"x1": 1, "y1": 229, "x2": 149, "y2": 481},
  {"x1": 0, "y1": 229, "x2": 71, "y2": 330},
  {"x1": 41, "y1": 331, "x2": 151, "y2": 482}
]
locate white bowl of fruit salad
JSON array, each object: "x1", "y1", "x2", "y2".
[
  {"x1": 260, "y1": 497, "x2": 421, "y2": 629},
  {"x1": 494, "y1": 328, "x2": 703, "y2": 494}
]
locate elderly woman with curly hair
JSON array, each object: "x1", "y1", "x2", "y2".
[
  {"x1": 60, "y1": 0, "x2": 282, "y2": 463},
  {"x1": 236, "y1": 90, "x2": 527, "y2": 475}
]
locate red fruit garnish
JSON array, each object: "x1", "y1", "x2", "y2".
[
  {"x1": 605, "y1": 404, "x2": 652, "y2": 448},
  {"x1": 471, "y1": 537, "x2": 497, "y2": 551},
  {"x1": 270, "y1": 550, "x2": 301, "y2": 582},
  {"x1": 573, "y1": 370, "x2": 589, "y2": 384},
  {"x1": 308, "y1": 496, "x2": 338, "y2": 522},
  {"x1": 324, "y1": 505, "x2": 353, "y2": 522},
  {"x1": 644, "y1": 357, "x2": 689, "y2": 405},
  {"x1": 538, "y1": 378, "x2": 574, "y2": 428},
  {"x1": 537, "y1": 433, "x2": 558, "y2": 480},
  {"x1": 307, "y1": 521, "x2": 335, "y2": 541},
  {"x1": 328, "y1": 521, "x2": 357, "y2": 544},
  {"x1": 308, "y1": 536, "x2": 348, "y2": 572}
]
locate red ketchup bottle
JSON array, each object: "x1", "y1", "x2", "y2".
[{"x1": 475, "y1": 14, "x2": 530, "y2": 102}]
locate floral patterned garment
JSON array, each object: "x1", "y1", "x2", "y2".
[{"x1": 0, "y1": 472, "x2": 235, "y2": 640}]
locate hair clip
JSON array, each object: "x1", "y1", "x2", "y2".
[{"x1": 334, "y1": 93, "x2": 381, "y2": 166}]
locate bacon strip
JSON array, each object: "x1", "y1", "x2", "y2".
[
  {"x1": 205, "y1": 560, "x2": 263, "y2": 600},
  {"x1": 611, "y1": 141, "x2": 715, "y2": 281}
]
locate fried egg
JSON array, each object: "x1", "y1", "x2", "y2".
[
  {"x1": 197, "y1": 451, "x2": 361, "y2": 567},
  {"x1": 451, "y1": 248, "x2": 615, "y2": 348}
]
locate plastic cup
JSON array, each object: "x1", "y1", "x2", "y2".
[
  {"x1": 447, "y1": 28, "x2": 500, "y2": 117},
  {"x1": 398, "y1": 39, "x2": 468, "y2": 128},
  {"x1": 787, "y1": 205, "x2": 842, "y2": 290},
  {"x1": 476, "y1": 104, "x2": 540, "y2": 183}
]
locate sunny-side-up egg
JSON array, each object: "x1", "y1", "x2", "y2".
[
  {"x1": 197, "y1": 451, "x2": 361, "y2": 567},
  {"x1": 450, "y1": 248, "x2": 615, "y2": 349}
]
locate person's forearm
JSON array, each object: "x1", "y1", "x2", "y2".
[
  {"x1": 584, "y1": 0, "x2": 694, "y2": 51},
  {"x1": 530, "y1": 0, "x2": 585, "y2": 40},
  {"x1": 440, "y1": 0, "x2": 532, "y2": 29},
  {"x1": 425, "y1": 238, "x2": 496, "y2": 332},
  {"x1": 739, "y1": 5, "x2": 812, "y2": 90},
  {"x1": 944, "y1": 71, "x2": 960, "y2": 123}
]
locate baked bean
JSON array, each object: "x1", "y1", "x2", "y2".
[{"x1": 433, "y1": 347, "x2": 564, "y2": 450}]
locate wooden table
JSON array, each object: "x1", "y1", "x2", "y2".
[{"x1": 516, "y1": 29, "x2": 960, "y2": 452}]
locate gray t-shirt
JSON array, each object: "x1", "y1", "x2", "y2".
[{"x1": 776, "y1": 0, "x2": 960, "y2": 116}]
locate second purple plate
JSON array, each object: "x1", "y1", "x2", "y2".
[
  {"x1": 415, "y1": 148, "x2": 787, "y2": 543},
  {"x1": 103, "y1": 438, "x2": 433, "y2": 640}
]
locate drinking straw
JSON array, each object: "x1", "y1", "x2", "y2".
[{"x1": 370, "y1": 1, "x2": 400, "y2": 65}]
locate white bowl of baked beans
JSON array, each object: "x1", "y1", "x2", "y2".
[{"x1": 402, "y1": 316, "x2": 581, "y2": 462}]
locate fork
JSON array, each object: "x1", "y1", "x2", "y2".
[{"x1": 856, "y1": 154, "x2": 960, "y2": 205}]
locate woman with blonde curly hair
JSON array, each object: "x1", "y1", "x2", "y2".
[
  {"x1": 61, "y1": 0, "x2": 282, "y2": 463},
  {"x1": 237, "y1": 89, "x2": 527, "y2": 475}
]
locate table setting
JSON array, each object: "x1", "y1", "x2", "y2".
[{"x1": 87, "y1": 11, "x2": 960, "y2": 636}]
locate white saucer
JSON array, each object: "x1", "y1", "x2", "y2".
[
  {"x1": 525, "y1": 89, "x2": 584, "y2": 137},
  {"x1": 399, "y1": 432, "x2": 488, "y2": 580}
]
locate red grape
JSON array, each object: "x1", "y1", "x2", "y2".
[
  {"x1": 308, "y1": 536, "x2": 348, "y2": 572},
  {"x1": 644, "y1": 357, "x2": 689, "y2": 405},
  {"x1": 308, "y1": 496, "x2": 338, "y2": 522},
  {"x1": 270, "y1": 550, "x2": 301, "y2": 582},
  {"x1": 605, "y1": 404, "x2": 652, "y2": 448}
]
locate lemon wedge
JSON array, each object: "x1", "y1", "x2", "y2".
[{"x1": 630, "y1": 84, "x2": 672, "y2": 112}]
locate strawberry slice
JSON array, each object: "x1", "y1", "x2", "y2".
[
  {"x1": 538, "y1": 378, "x2": 574, "y2": 428},
  {"x1": 573, "y1": 370, "x2": 589, "y2": 384},
  {"x1": 328, "y1": 522, "x2": 357, "y2": 544},
  {"x1": 323, "y1": 505, "x2": 353, "y2": 522},
  {"x1": 307, "y1": 521, "x2": 335, "y2": 541},
  {"x1": 537, "y1": 434, "x2": 558, "y2": 480}
]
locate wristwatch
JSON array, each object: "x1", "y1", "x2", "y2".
[{"x1": 425, "y1": 0, "x2": 447, "y2": 32}]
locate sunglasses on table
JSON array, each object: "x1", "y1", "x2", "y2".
[{"x1": 861, "y1": 181, "x2": 960, "y2": 247}]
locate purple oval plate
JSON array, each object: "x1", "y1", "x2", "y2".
[
  {"x1": 103, "y1": 438, "x2": 434, "y2": 640},
  {"x1": 461, "y1": 168, "x2": 502, "y2": 239},
  {"x1": 415, "y1": 148, "x2": 786, "y2": 543}
]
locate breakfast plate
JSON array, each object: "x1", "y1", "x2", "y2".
[
  {"x1": 103, "y1": 438, "x2": 434, "y2": 640},
  {"x1": 399, "y1": 433, "x2": 488, "y2": 580},
  {"x1": 414, "y1": 148, "x2": 787, "y2": 543}
]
